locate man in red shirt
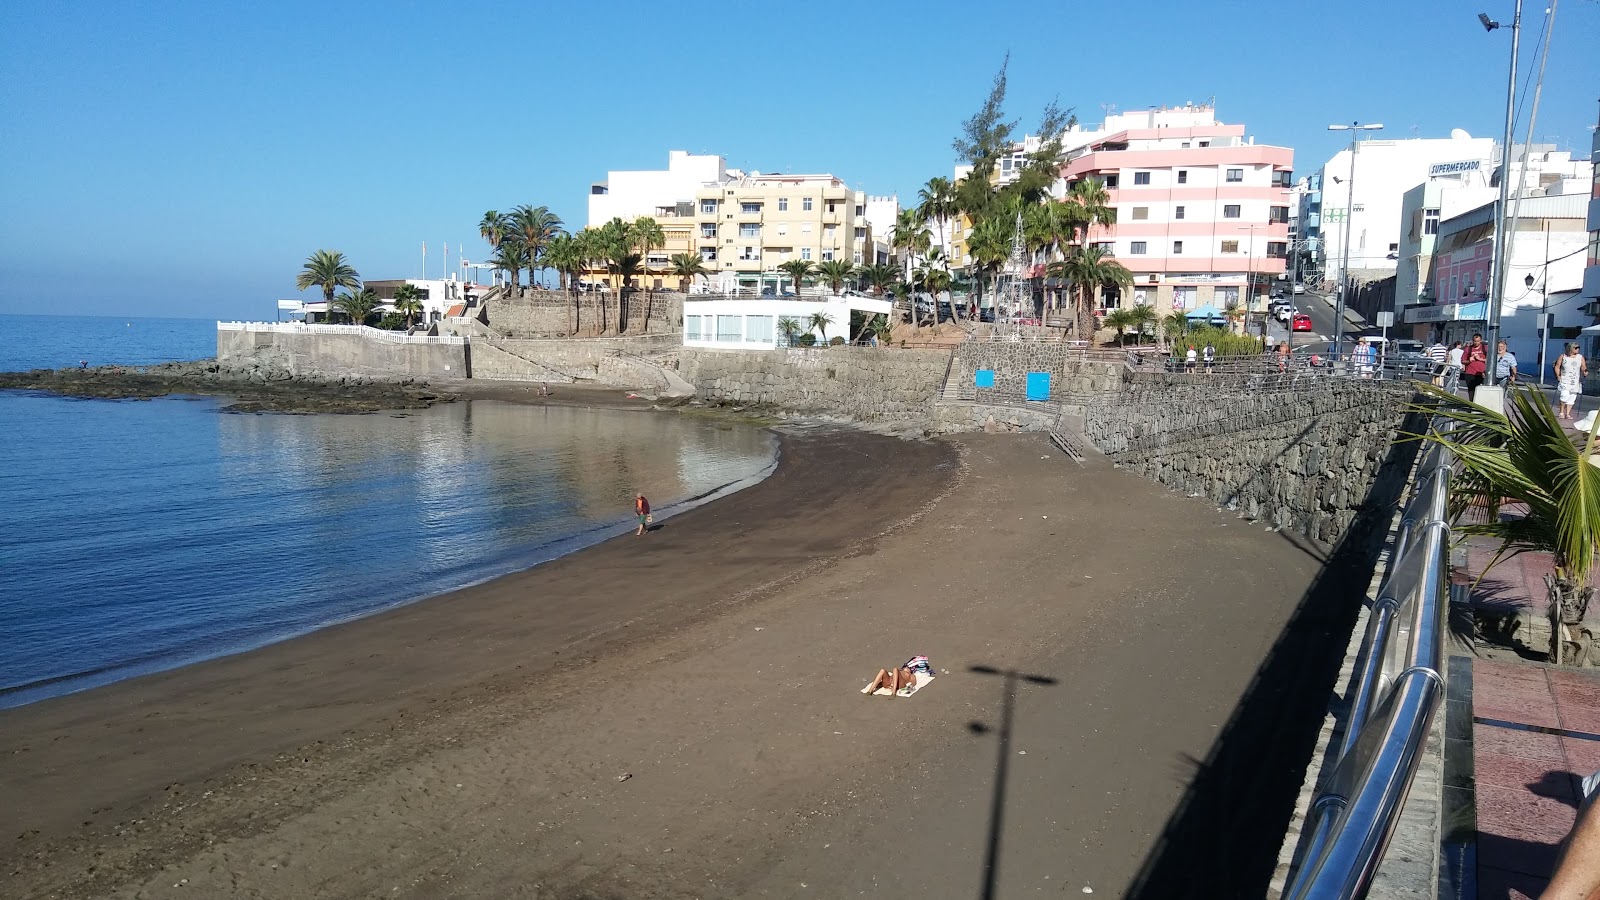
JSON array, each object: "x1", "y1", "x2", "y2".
[
  {"x1": 1461, "y1": 333, "x2": 1488, "y2": 402},
  {"x1": 634, "y1": 493, "x2": 651, "y2": 537}
]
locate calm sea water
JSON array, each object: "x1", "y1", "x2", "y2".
[
  {"x1": 0, "y1": 313, "x2": 217, "y2": 371},
  {"x1": 0, "y1": 317, "x2": 776, "y2": 708}
]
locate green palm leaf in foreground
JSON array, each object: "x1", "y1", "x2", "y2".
[{"x1": 1411, "y1": 383, "x2": 1600, "y2": 661}]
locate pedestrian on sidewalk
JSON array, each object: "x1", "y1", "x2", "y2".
[
  {"x1": 1555, "y1": 343, "x2": 1587, "y2": 420},
  {"x1": 634, "y1": 493, "x2": 651, "y2": 537},
  {"x1": 1427, "y1": 339, "x2": 1449, "y2": 386},
  {"x1": 1202, "y1": 342, "x2": 1216, "y2": 374},
  {"x1": 1462, "y1": 333, "x2": 1488, "y2": 401},
  {"x1": 1184, "y1": 345, "x2": 1197, "y2": 373},
  {"x1": 1494, "y1": 340, "x2": 1518, "y2": 387}
]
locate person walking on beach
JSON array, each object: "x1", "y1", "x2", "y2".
[
  {"x1": 1555, "y1": 343, "x2": 1587, "y2": 420},
  {"x1": 634, "y1": 493, "x2": 651, "y2": 537},
  {"x1": 1461, "y1": 333, "x2": 1488, "y2": 401}
]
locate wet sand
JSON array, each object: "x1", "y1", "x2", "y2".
[{"x1": 1, "y1": 430, "x2": 1331, "y2": 899}]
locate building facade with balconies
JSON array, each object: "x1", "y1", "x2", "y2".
[
  {"x1": 1058, "y1": 107, "x2": 1293, "y2": 316},
  {"x1": 692, "y1": 173, "x2": 876, "y2": 293}
]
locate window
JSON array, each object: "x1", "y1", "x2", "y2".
[
  {"x1": 776, "y1": 223, "x2": 787, "y2": 235},
  {"x1": 778, "y1": 198, "x2": 788, "y2": 211},
  {"x1": 1388, "y1": 242, "x2": 1399, "y2": 252},
  {"x1": 1269, "y1": 206, "x2": 1289, "y2": 224},
  {"x1": 854, "y1": 227, "x2": 865, "y2": 239},
  {"x1": 745, "y1": 315, "x2": 773, "y2": 344},
  {"x1": 1178, "y1": 170, "x2": 1189, "y2": 185},
  {"x1": 1272, "y1": 171, "x2": 1293, "y2": 188},
  {"x1": 1173, "y1": 240, "x2": 1184, "y2": 254},
  {"x1": 739, "y1": 223, "x2": 760, "y2": 237},
  {"x1": 853, "y1": 251, "x2": 863, "y2": 264},
  {"x1": 1226, "y1": 168, "x2": 1243, "y2": 183},
  {"x1": 1221, "y1": 240, "x2": 1240, "y2": 253},
  {"x1": 822, "y1": 250, "x2": 834, "y2": 261},
  {"x1": 740, "y1": 247, "x2": 757, "y2": 261},
  {"x1": 1223, "y1": 204, "x2": 1241, "y2": 218},
  {"x1": 700, "y1": 224, "x2": 716, "y2": 238},
  {"x1": 1449, "y1": 274, "x2": 1459, "y2": 298},
  {"x1": 1217, "y1": 286, "x2": 1238, "y2": 305},
  {"x1": 1267, "y1": 242, "x2": 1287, "y2": 258},
  {"x1": 826, "y1": 201, "x2": 838, "y2": 213},
  {"x1": 1130, "y1": 241, "x2": 1147, "y2": 255},
  {"x1": 1002, "y1": 158, "x2": 1013, "y2": 171},
  {"x1": 685, "y1": 315, "x2": 701, "y2": 340},
  {"x1": 1094, "y1": 241, "x2": 1115, "y2": 255},
  {"x1": 801, "y1": 247, "x2": 811, "y2": 260},
  {"x1": 699, "y1": 248, "x2": 716, "y2": 261},
  {"x1": 1131, "y1": 207, "x2": 1149, "y2": 220},
  {"x1": 855, "y1": 205, "x2": 864, "y2": 216},
  {"x1": 1181, "y1": 142, "x2": 1191, "y2": 149},
  {"x1": 824, "y1": 224, "x2": 836, "y2": 238},
  {"x1": 716, "y1": 315, "x2": 742, "y2": 342},
  {"x1": 802, "y1": 197, "x2": 813, "y2": 211},
  {"x1": 1174, "y1": 205, "x2": 1186, "y2": 220},
  {"x1": 740, "y1": 202, "x2": 761, "y2": 214},
  {"x1": 1423, "y1": 208, "x2": 1440, "y2": 235},
  {"x1": 1198, "y1": 141, "x2": 1210, "y2": 148},
  {"x1": 700, "y1": 200, "x2": 717, "y2": 214},
  {"x1": 1133, "y1": 172, "x2": 1151, "y2": 185}
]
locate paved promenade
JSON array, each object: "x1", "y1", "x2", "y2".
[{"x1": 1448, "y1": 536, "x2": 1600, "y2": 900}]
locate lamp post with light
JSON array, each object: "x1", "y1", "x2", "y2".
[
  {"x1": 1327, "y1": 122, "x2": 1384, "y2": 361},
  {"x1": 1479, "y1": 2, "x2": 1522, "y2": 360}
]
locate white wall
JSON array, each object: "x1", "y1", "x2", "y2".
[
  {"x1": 683, "y1": 297, "x2": 891, "y2": 349},
  {"x1": 587, "y1": 151, "x2": 727, "y2": 227}
]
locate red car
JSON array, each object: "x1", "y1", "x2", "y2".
[{"x1": 1291, "y1": 313, "x2": 1314, "y2": 332}]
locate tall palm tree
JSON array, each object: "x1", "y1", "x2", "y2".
[
  {"x1": 1126, "y1": 304, "x2": 1159, "y2": 344},
  {"x1": 510, "y1": 205, "x2": 563, "y2": 286},
  {"x1": 1047, "y1": 246, "x2": 1133, "y2": 340},
  {"x1": 543, "y1": 233, "x2": 581, "y2": 293},
  {"x1": 919, "y1": 268, "x2": 953, "y2": 322},
  {"x1": 479, "y1": 211, "x2": 511, "y2": 253},
  {"x1": 1062, "y1": 178, "x2": 1116, "y2": 247},
  {"x1": 778, "y1": 259, "x2": 815, "y2": 296},
  {"x1": 594, "y1": 218, "x2": 636, "y2": 333},
  {"x1": 916, "y1": 176, "x2": 956, "y2": 269},
  {"x1": 892, "y1": 208, "x2": 932, "y2": 325},
  {"x1": 857, "y1": 262, "x2": 898, "y2": 296},
  {"x1": 295, "y1": 250, "x2": 361, "y2": 320},
  {"x1": 1414, "y1": 386, "x2": 1600, "y2": 664},
  {"x1": 670, "y1": 253, "x2": 708, "y2": 293},
  {"x1": 392, "y1": 283, "x2": 424, "y2": 326},
  {"x1": 966, "y1": 214, "x2": 1011, "y2": 321},
  {"x1": 335, "y1": 288, "x2": 379, "y2": 326},
  {"x1": 575, "y1": 227, "x2": 606, "y2": 333},
  {"x1": 1161, "y1": 311, "x2": 1188, "y2": 348},
  {"x1": 631, "y1": 216, "x2": 665, "y2": 289},
  {"x1": 815, "y1": 259, "x2": 857, "y2": 294},
  {"x1": 808, "y1": 310, "x2": 836, "y2": 343},
  {"x1": 491, "y1": 239, "x2": 529, "y2": 290}
]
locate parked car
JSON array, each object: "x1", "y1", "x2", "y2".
[
  {"x1": 1292, "y1": 313, "x2": 1314, "y2": 332},
  {"x1": 1292, "y1": 283, "x2": 1307, "y2": 294},
  {"x1": 1275, "y1": 306, "x2": 1293, "y2": 323}
]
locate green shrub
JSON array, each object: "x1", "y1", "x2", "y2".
[
  {"x1": 829, "y1": 336, "x2": 845, "y2": 346},
  {"x1": 798, "y1": 333, "x2": 817, "y2": 346},
  {"x1": 1170, "y1": 326, "x2": 1264, "y2": 358},
  {"x1": 376, "y1": 312, "x2": 408, "y2": 331}
]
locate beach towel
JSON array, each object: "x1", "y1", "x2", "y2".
[{"x1": 861, "y1": 671, "x2": 935, "y2": 697}]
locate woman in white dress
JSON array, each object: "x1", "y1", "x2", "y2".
[{"x1": 1555, "y1": 343, "x2": 1587, "y2": 420}]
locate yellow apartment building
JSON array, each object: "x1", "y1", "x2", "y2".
[{"x1": 694, "y1": 174, "x2": 875, "y2": 293}]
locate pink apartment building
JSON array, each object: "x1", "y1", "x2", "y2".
[{"x1": 1059, "y1": 107, "x2": 1294, "y2": 317}]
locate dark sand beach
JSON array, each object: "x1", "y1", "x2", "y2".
[{"x1": 2, "y1": 427, "x2": 1338, "y2": 899}]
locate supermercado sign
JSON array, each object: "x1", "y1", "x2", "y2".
[{"x1": 1429, "y1": 159, "x2": 1482, "y2": 177}]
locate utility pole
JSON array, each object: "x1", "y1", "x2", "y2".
[
  {"x1": 1327, "y1": 122, "x2": 1384, "y2": 360},
  {"x1": 1482, "y1": 0, "x2": 1522, "y2": 357}
]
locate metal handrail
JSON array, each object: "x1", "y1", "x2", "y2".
[{"x1": 1283, "y1": 425, "x2": 1453, "y2": 900}]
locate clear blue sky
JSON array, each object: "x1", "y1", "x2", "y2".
[{"x1": 2, "y1": 0, "x2": 1595, "y2": 320}]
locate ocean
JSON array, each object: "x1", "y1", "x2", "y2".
[{"x1": 0, "y1": 315, "x2": 777, "y2": 708}]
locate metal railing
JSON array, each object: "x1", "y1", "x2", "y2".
[
  {"x1": 217, "y1": 322, "x2": 467, "y2": 345},
  {"x1": 1282, "y1": 422, "x2": 1453, "y2": 900}
]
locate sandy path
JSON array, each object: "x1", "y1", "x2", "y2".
[{"x1": 3, "y1": 431, "x2": 1328, "y2": 899}]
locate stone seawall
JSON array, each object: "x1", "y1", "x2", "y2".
[
  {"x1": 217, "y1": 327, "x2": 467, "y2": 380},
  {"x1": 471, "y1": 337, "x2": 678, "y2": 388},
  {"x1": 680, "y1": 347, "x2": 950, "y2": 426},
  {"x1": 1085, "y1": 383, "x2": 1416, "y2": 544},
  {"x1": 488, "y1": 292, "x2": 683, "y2": 338}
]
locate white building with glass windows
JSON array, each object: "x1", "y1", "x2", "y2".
[{"x1": 682, "y1": 296, "x2": 891, "y2": 350}]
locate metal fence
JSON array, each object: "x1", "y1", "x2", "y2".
[
  {"x1": 1282, "y1": 422, "x2": 1453, "y2": 899},
  {"x1": 217, "y1": 322, "x2": 468, "y2": 346}
]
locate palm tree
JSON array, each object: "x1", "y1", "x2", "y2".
[
  {"x1": 1101, "y1": 308, "x2": 1134, "y2": 345},
  {"x1": 892, "y1": 208, "x2": 932, "y2": 325},
  {"x1": 857, "y1": 262, "x2": 898, "y2": 296},
  {"x1": 479, "y1": 211, "x2": 511, "y2": 253},
  {"x1": 1062, "y1": 178, "x2": 1116, "y2": 247},
  {"x1": 815, "y1": 259, "x2": 857, "y2": 294},
  {"x1": 1161, "y1": 311, "x2": 1188, "y2": 348},
  {"x1": 576, "y1": 227, "x2": 607, "y2": 333},
  {"x1": 295, "y1": 250, "x2": 361, "y2": 321},
  {"x1": 335, "y1": 288, "x2": 379, "y2": 326},
  {"x1": 1047, "y1": 246, "x2": 1133, "y2": 340},
  {"x1": 1223, "y1": 301, "x2": 1246, "y2": 334},
  {"x1": 808, "y1": 310, "x2": 835, "y2": 343},
  {"x1": 778, "y1": 259, "x2": 815, "y2": 296},
  {"x1": 631, "y1": 216, "x2": 665, "y2": 290},
  {"x1": 966, "y1": 215, "x2": 1011, "y2": 321},
  {"x1": 491, "y1": 239, "x2": 529, "y2": 290},
  {"x1": 510, "y1": 205, "x2": 563, "y2": 286},
  {"x1": 918, "y1": 267, "x2": 953, "y2": 322},
  {"x1": 1126, "y1": 305, "x2": 1159, "y2": 345},
  {"x1": 777, "y1": 316, "x2": 804, "y2": 347},
  {"x1": 1413, "y1": 386, "x2": 1600, "y2": 664},
  {"x1": 916, "y1": 176, "x2": 957, "y2": 269},
  {"x1": 541, "y1": 232, "x2": 583, "y2": 333},
  {"x1": 669, "y1": 253, "x2": 708, "y2": 293},
  {"x1": 594, "y1": 218, "x2": 636, "y2": 332},
  {"x1": 392, "y1": 283, "x2": 424, "y2": 326}
]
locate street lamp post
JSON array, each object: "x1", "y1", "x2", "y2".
[
  {"x1": 1326, "y1": 122, "x2": 1384, "y2": 361},
  {"x1": 1479, "y1": 2, "x2": 1523, "y2": 362},
  {"x1": 1238, "y1": 223, "x2": 1268, "y2": 340}
]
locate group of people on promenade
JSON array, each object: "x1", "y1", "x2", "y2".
[{"x1": 1424, "y1": 333, "x2": 1589, "y2": 419}]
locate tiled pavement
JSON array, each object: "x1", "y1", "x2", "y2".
[{"x1": 1449, "y1": 534, "x2": 1600, "y2": 900}]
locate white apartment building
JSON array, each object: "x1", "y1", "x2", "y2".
[
  {"x1": 588, "y1": 151, "x2": 731, "y2": 225},
  {"x1": 1300, "y1": 130, "x2": 1498, "y2": 286},
  {"x1": 694, "y1": 173, "x2": 877, "y2": 292},
  {"x1": 1059, "y1": 105, "x2": 1293, "y2": 315},
  {"x1": 1396, "y1": 145, "x2": 1593, "y2": 313}
]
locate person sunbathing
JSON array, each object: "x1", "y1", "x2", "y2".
[{"x1": 865, "y1": 666, "x2": 918, "y2": 695}]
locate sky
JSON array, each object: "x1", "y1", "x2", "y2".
[{"x1": 2, "y1": 0, "x2": 1596, "y2": 320}]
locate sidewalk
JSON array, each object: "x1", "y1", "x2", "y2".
[{"x1": 1449, "y1": 535, "x2": 1600, "y2": 899}]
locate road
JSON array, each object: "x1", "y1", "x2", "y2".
[{"x1": 1280, "y1": 290, "x2": 1363, "y2": 357}]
